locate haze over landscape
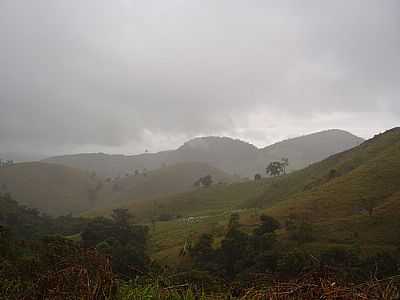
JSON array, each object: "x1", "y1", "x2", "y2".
[
  {"x1": 1, "y1": 1, "x2": 400, "y2": 299},
  {"x1": 1, "y1": 0, "x2": 399, "y2": 159}
]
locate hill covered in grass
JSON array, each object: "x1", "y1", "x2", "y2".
[
  {"x1": 95, "y1": 162, "x2": 233, "y2": 209},
  {"x1": 0, "y1": 161, "x2": 232, "y2": 217},
  {"x1": 259, "y1": 127, "x2": 400, "y2": 245},
  {"x1": 44, "y1": 129, "x2": 363, "y2": 178},
  {"x1": 243, "y1": 127, "x2": 400, "y2": 214},
  {"x1": 121, "y1": 128, "x2": 395, "y2": 222},
  {"x1": 0, "y1": 162, "x2": 98, "y2": 215},
  {"x1": 115, "y1": 128, "x2": 399, "y2": 260}
]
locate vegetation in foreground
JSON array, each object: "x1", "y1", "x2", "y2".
[{"x1": 2, "y1": 193, "x2": 400, "y2": 299}]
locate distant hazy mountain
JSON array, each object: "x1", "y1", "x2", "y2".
[
  {"x1": 0, "y1": 152, "x2": 46, "y2": 162},
  {"x1": 258, "y1": 129, "x2": 365, "y2": 172},
  {"x1": 44, "y1": 129, "x2": 364, "y2": 178}
]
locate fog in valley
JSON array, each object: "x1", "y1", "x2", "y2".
[{"x1": 1, "y1": 1, "x2": 400, "y2": 299}]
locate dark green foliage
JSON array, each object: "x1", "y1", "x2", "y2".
[
  {"x1": 359, "y1": 195, "x2": 379, "y2": 217},
  {"x1": 328, "y1": 168, "x2": 338, "y2": 179},
  {"x1": 81, "y1": 209, "x2": 149, "y2": 277},
  {"x1": 187, "y1": 212, "x2": 399, "y2": 281},
  {"x1": 286, "y1": 215, "x2": 314, "y2": 244},
  {"x1": 158, "y1": 212, "x2": 175, "y2": 222},
  {"x1": 254, "y1": 214, "x2": 280, "y2": 235},
  {"x1": 266, "y1": 158, "x2": 289, "y2": 177},
  {"x1": 0, "y1": 195, "x2": 149, "y2": 298},
  {"x1": 220, "y1": 227, "x2": 250, "y2": 275},
  {"x1": 281, "y1": 157, "x2": 289, "y2": 173},
  {"x1": 190, "y1": 233, "x2": 215, "y2": 268},
  {"x1": 254, "y1": 173, "x2": 262, "y2": 181},
  {"x1": 319, "y1": 247, "x2": 360, "y2": 270},
  {"x1": 111, "y1": 208, "x2": 133, "y2": 225},
  {"x1": 361, "y1": 252, "x2": 399, "y2": 278},
  {"x1": 316, "y1": 247, "x2": 398, "y2": 280},
  {"x1": 266, "y1": 161, "x2": 284, "y2": 176},
  {"x1": 227, "y1": 213, "x2": 240, "y2": 232},
  {"x1": 190, "y1": 213, "x2": 281, "y2": 278},
  {"x1": 0, "y1": 225, "x2": 15, "y2": 258},
  {"x1": 0, "y1": 193, "x2": 87, "y2": 240},
  {"x1": 277, "y1": 249, "x2": 314, "y2": 275}
]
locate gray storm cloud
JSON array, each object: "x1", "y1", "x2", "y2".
[{"x1": 0, "y1": 0, "x2": 399, "y2": 155}]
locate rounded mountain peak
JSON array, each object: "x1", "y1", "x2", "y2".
[{"x1": 179, "y1": 136, "x2": 258, "y2": 152}]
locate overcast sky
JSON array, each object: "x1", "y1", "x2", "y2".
[{"x1": 1, "y1": 0, "x2": 399, "y2": 157}]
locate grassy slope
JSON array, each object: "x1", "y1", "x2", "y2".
[
  {"x1": 261, "y1": 128, "x2": 400, "y2": 245},
  {"x1": 0, "y1": 162, "x2": 96, "y2": 216},
  {"x1": 0, "y1": 161, "x2": 233, "y2": 218},
  {"x1": 122, "y1": 180, "x2": 266, "y2": 221},
  {"x1": 234, "y1": 128, "x2": 400, "y2": 211},
  {"x1": 89, "y1": 162, "x2": 235, "y2": 215},
  {"x1": 140, "y1": 128, "x2": 400, "y2": 261}
]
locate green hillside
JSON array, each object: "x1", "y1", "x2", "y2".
[
  {"x1": 91, "y1": 162, "x2": 234, "y2": 212},
  {"x1": 253, "y1": 128, "x2": 400, "y2": 220},
  {"x1": 120, "y1": 128, "x2": 400, "y2": 261},
  {"x1": 0, "y1": 162, "x2": 97, "y2": 216},
  {"x1": 262, "y1": 127, "x2": 400, "y2": 245},
  {"x1": 122, "y1": 180, "x2": 266, "y2": 222},
  {"x1": 0, "y1": 161, "x2": 232, "y2": 217}
]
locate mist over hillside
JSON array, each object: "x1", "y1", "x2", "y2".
[
  {"x1": 0, "y1": 162, "x2": 97, "y2": 215},
  {"x1": 2, "y1": 0, "x2": 399, "y2": 297},
  {"x1": 0, "y1": 160, "x2": 232, "y2": 216},
  {"x1": 0, "y1": 129, "x2": 362, "y2": 217},
  {"x1": 44, "y1": 129, "x2": 363, "y2": 178}
]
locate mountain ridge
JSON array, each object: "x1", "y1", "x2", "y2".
[
  {"x1": 110, "y1": 127, "x2": 399, "y2": 261},
  {"x1": 44, "y1": 129, "x2": 364, "y2": 178}
]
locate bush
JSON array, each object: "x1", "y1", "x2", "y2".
[
  {"x1": 277, "y1": 249, "x2": 314, "y2": 276},
  {"x1": 158, "y1": 213, "x2": 175, "y2": 222}
]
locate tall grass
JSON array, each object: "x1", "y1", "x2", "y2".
[
  {"x1": 117, "y1": 281, "x2": 208, "y2": 300},
  {"x1": 116, "y1": 273, "x2": 400, "y2": 300}
]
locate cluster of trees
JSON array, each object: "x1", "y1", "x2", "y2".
[
  {"x1": 81, "y1": 208, "x2": 149, "y2": 277},
  {"x1": 132, "y1": 168, "x2": 147, "y2": 177},
  {"x1": 0, "y1": 193, "x2": 89, "y2": 239},
  {"x1": 189, "y1": 213, "x2": 283, "y2": 277},
  {"x1": 0, "y1": 193, "x2": 150, "y2": 298},
  {"x1": 194, "y1": 174, "x2": 213, "y2": 187},
  {"x1": 255, "y1": 158, "x2": 289, "y2": 180},
  {"x1": 104, "y1": 168, "x2": 149, "y2": 184},
  {"x1": 2, "y1": 192, "x2": 400, "y2": 298},
  {"x1": 0, "y1": 159, "x2": 14, "y2": 168},
  {"x1": 189, "y1": 212, "x2": 399, "y2": 281},
  {"x1": 266, "y1": 158, "x2": 289, "y2": 177}
]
